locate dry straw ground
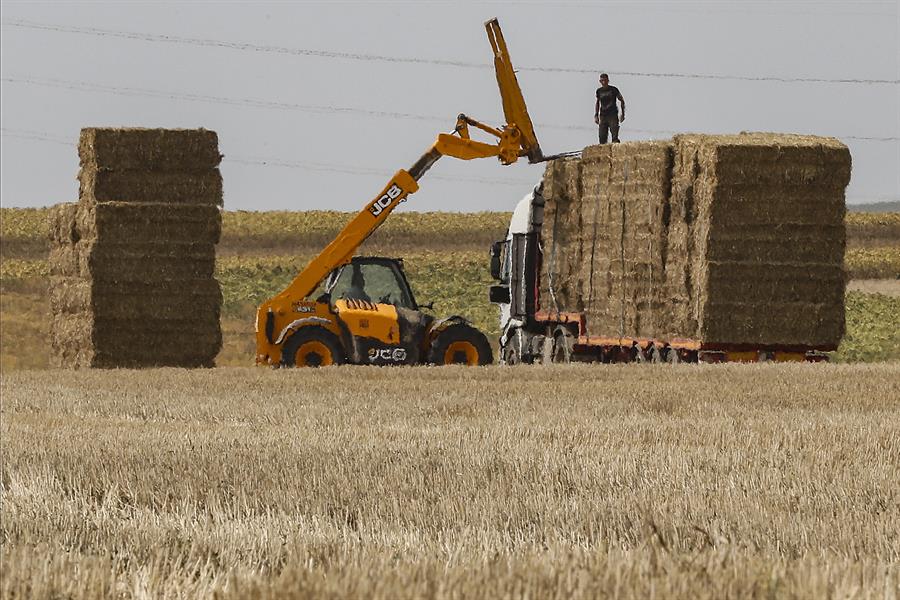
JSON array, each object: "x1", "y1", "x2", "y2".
[{"x1": 2, "y1": 365, "x2": 899, "y2": 599}]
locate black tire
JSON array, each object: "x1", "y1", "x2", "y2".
[
  {"x1": 665, "y1": 346, "x2": 681, "y2": 364},
  {"x1": 632, "y1": 344, "x2": 647, "y2": 363},
  {"x1": 502, "y1": 328, "x2": 532, "y2": 365},
  {"x1": 539, "y1": 335, "x2": 555, "y2": 365},
  {"x1": 552, "y1": 327, "x2": 574, "y2": 364},
  {"x1": 281, "y1": 326, "x2": 345, "y2": 368},
  {"x1": 428, "y1": 324, "x2": 493, "y2": 366},
  {"x1": 502, "y1": 343, "x2": 520, "y2": 365}
]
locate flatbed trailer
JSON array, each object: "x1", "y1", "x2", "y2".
[{"x1": 531, "y1": 310, "x2": 830, "y2": 363}]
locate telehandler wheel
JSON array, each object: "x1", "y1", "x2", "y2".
[
  {"x1": 428, "y1": 325, "x2": 494, "y2": 366},
  {"x1": 281, "y1": 326, "x2": 345, "y2": 368}
]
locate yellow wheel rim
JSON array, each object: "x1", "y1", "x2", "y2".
[
  {"x1": 444, "y1": 341, "x2": 479, "y2": 365},
  {"x1": 295, "y1": 340, "x2": 334, "y2": 367}
]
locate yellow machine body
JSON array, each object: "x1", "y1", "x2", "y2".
[
  {"x1": 255, "y1": 19, "x2": 542, "y2": 366},
  {"x1": 333, "y1": 299, "x2": 401, "y2": 346}
]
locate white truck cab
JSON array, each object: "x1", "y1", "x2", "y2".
[{"x1": 488, "y1": 184, "x2": 555, "y2": 364}]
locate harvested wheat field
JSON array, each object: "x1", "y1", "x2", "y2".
[{"x1": 2, "y1": 364, "x2": 898, "y2": 599}]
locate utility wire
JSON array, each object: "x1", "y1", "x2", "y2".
[
  {"x1": 4, "y1": 77, "x2": 897, "y2": 142},
  {"x1": 3, "y1": 19, "x2": 898, "y2": 85},
  {"x1": 0, "y1": 128, "x2": 539, "y2": 187},
  {"x1": 2, "y1": 129, "x2": 896, "y2": 201},
  {"x1": 0, "y1": 75, "x2": 686, "y2": 136},
  {"x1": 0, "y1": 128, "x2": 72, "y2": 146},
  {"x1": 225, "y1": 156, "x2": 535, "y2": 186},
  {"x1": 1, "y1": 76, "x2": 443, "y2": 123}
]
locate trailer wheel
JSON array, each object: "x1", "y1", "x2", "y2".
[
  {"x1": 502, "y1": 344, "x2": 519, "y2": 365},
  {"x1": 632, "y1": 344, "x2": 647, "y2": 363},
  {"x1": 428, "y1": 325, "x2": 493, "y2": 366},
  {"x1": 665, "y1": 347, "x2": 681, "y2": 364},
  {"x1": 540, "y1": 335, "x2": 555, "y2": 364},
  {"x1": 501, "y1": 328, "x2": 525, "y2": 365},
  {"x1": 552, "y1": 327, "x2": 574, "y2": 364},
  {"x1": 281, "y1": 326, "x2": 345, "y2": 368}
]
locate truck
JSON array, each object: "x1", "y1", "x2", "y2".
[{"x1": 489, "y1": 132, "x2": 849, "y2": 366}]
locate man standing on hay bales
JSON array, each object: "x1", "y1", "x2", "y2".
[{"x1": 594, "y1": 73, "x2": 625, "y2": 144}]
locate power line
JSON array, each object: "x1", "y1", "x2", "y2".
[
  {"x1": 4, "y1": 76, "x2": 897, "y2": 142},
  {"x1": 0, "y1": 128, "x2": 72, "y2": 146},
  {"x1": 1, "y1": 76, "x2": 443, "y2": 123},
  {"x1": 3, "y1": 129, "x2": 896, "y2": 201},
  {"x1": 0, "y1": 75, "x2": 678, "y2": 136},
  {"x1": 3, "y1": 18, "x2": 897, "y2": 85},
  {"x1": 225, "y1": 156, "x2": 536, "y2": 186},
  {"x1": 0, "y1": 128, "x2": 539, "y2": 187}
]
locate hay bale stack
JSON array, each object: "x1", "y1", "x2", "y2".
[
  {"x1": 539, "y1": 157, "x2": 584, "y2": 314},
  {"x1": 577, "y1": 142, "x2": 673, "y2": 338},
  {"x1": 677, "y1": 133, "x2": 850, "y2": 347},
  {"x1": 540, "y1": 133, "x2": 849, "y2": 350},
  {"x1": 49, "y1": 128, "x2": 223, "y2": 368}
]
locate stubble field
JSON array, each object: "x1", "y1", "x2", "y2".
[{"x1": 2, "y1": 365, "x2": 899, "y2": 599}]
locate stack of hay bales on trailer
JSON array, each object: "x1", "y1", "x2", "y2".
[
  {"x1": 540, "y1": 133, "x2": 850, "y2": 351},
  {"x1": 539, "y1": 157, "x2": 584, "y2": 313},
  {"x1": 48, "y1": 128, "x2": 223, "y2": 368}
]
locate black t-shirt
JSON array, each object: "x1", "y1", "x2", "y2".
[{"x1": 596, "y1": 85, "x2": 621, "y2": 116}]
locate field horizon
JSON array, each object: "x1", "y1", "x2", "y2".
[{"x1": 1, "y1": 208, "x2": 899, "y2": 368}]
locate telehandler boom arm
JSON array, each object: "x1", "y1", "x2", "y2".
[{"x1": 263, "y1": 19, "x2": 542, "y2": 305}]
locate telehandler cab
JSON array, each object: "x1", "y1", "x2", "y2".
[{"x1": 255, "y1": 18, "x2": 544, "y2": 367}]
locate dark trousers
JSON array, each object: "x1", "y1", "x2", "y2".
[{"x1": 598, "y1": 113, "x2": 620, "y2": 144}]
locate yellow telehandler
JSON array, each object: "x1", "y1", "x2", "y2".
[{"x1": 255, "y1": 18, "x2": 543, "y2": 367}]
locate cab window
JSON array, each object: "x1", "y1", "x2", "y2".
[
  {"x1": 500, "y1": 240, "x2": 512, "y2": 284},
  {"x1": 330, "y1": 262, "x2": 415, "y2": 308}
]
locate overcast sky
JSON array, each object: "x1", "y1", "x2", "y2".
[{"x1": 1, "y1": 0, "x2": 897, "y2": 212}]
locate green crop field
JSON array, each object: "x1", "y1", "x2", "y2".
[{"x1": 1, "y1": 208, "x2": 899, "y2": 368}]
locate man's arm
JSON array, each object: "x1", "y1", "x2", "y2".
[
  {"x1": 617, "y1": 91, "x2": 626, "y2": 123},
  {"x1": 594, "y1": 96, "x2": 600, "y2": 125}
]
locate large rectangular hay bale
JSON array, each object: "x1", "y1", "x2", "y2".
[
  {"x1": 76, "y1": 202, "x2": 222, "y2": 245},
  {"x1": 49, "y1": 240, "x2": 217, "y2": 281},
  {"x1": 49, "y1": 311, "x2": 222, "y2": 368},
  {"x1": 48, "y1": 203, "x2": 79, "y2": 244},
  {"x1": 78, "y1": 168, "x2": 223, "y2": 205},
  {"x1": 79, "y1": 128, "x2": 221, "y2": 171},
  {"x1": 49, "y1": 277, "x2": 222, "y2": 320}
]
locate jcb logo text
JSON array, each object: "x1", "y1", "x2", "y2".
[{"x1": 369, "y1": 184, "x2": 403, "y2": 217}]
